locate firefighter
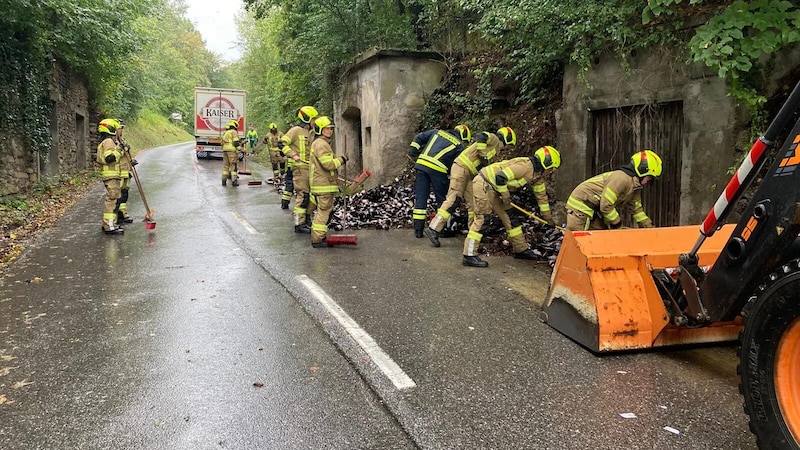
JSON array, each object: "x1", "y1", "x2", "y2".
[
  {"x1": 246, "y1": 126, "x2": 258, "y2": 153},
  {"x1": 221, "y1": 120, "x2": 241, "y2": 186},
  {"x1": 265, "y1": 122, "x2": 286, "y2": 182},
  {"x1": 424, "y1": 127, "x2": 511, "y2": 247},
  {"x1": 309, "y1": 116, "x2": 347, "y2": 247},
  {"x1": 97, "y1": 119, "x2": 124, "y2": 235},
  {"x1": 408, "y1": 124, "x2": 470, "y2": 238},
  {"x1": 114, "y1": 119, "x2": 137, "y2": 225},
  {"x1": 463, "y1": 146, "x2": 561, "y2": 267},
  {"x1": 565, "y1": 150, "x2": 662, "y2": 231},
  {"x1": 281, "y1": 106, "x2": 319, "y2": 233}
]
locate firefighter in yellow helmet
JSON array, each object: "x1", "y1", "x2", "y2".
[
  {"x1": 309, "y1": 116, "x2": 347, "y2": 247},
  {"x1": 424, "y1": 127, "x2": 511, "y2": 247},
  {"x1": 408, "y1": 123, "x2": 471, "y2": 238},
  {"x1": 565, "y1": 150, "x2": 662, "y2": 231},
  {"x1": 281, "y1": 106, "x2": 319, "y2": 233},
  {"x1": 97, "y1": 119, "x2": 124, "y2": 234},
  {"x1": 265, "y1": 122, "x2": 286, "y2": 183},
  {"x1": 221, "y1": 120, "x2": 241, "y2": 186},
  {"x1": 463, "y1": 145, "x2": 561, "y2": 267}
]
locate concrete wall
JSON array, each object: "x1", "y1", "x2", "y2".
[
  {"x1": 335, "y1": 50, "x2": 446, "y2": 188},
  {"x1": 0, "y1": 61, "x2": 90, "y2": 196},
  {"x1": 556, "y1": 50, "x2": 745, "y2": 225},
  {"x1": 557, "y1": 45, "x2": 800, "y2": 225}
]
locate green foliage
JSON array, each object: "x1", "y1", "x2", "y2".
[
  {"x1": 460, "y1": 0, "x2": 678, "y2": 103},
  {"x1": 242, "y1": 0, "x2": 418, "y2": 119},
  {"x1": 123, "y1": 109, "x2": 194, "y2": 153},
  {"x1": 645, "y1": 0, "x2": 800, "y2": 115}
]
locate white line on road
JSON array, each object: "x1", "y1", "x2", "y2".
[
  {"x1": 297, "y1": 274, "x2": 417, "y2": 390},
  {"x1": 230, "y1": 211, "x2": 260, "y2": 234}
]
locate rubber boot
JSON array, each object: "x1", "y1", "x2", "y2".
[
  {"x1": 281, "y1": 199, "x2": 290, "y2": 210},
  {"x1": 103, "y1": 219, "x2": 124, "y2": 235},
  {"x1": 311, "y1": 238, "x2": 329, "y2": 248},
  {"x1": 232, "y1": 179, "x2": 239, "y2": 187},
  {"x1": 415, "y1": 229, "x2": 424, "y2": 238},
  {"x1": 513, "y1": 249, "x2": 538, "y2": 260},
  {"x1": 295, "y1": 224, "x2": 311, "y2": 234},
  {"x1": 424, "y1": 227, "x2": 440, "y2": 247},
  {"x1": 462, "y1": 256, "x2": 488, "y2": 267},
  {"x1": 222, "y1": 179, "x2": 227, "y2": 186}
]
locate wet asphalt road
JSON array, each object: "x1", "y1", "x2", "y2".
[{"x1": 0, "y1": 143, "x2": 757, "y2": 449}]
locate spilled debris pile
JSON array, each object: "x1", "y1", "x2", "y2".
[{"x1": 322, "y1": 166, "x2": 563, "y2": 266}]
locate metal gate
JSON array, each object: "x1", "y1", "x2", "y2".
[{"x1": 591, "y1": 101, "x2": 683, "y2": 226}]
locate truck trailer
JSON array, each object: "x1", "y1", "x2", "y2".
[{"x1": 194, "y1": 87, "x2": 247, "y2": 160}]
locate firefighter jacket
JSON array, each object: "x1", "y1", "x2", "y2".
[
  {"x1": 309, "y1": 136, "x2": 344, "y2": 195},
  {"x1": 480, "y1": 157, "x2": 552, "y2": 220},
  {"x1": 408, "y1": 129, "x2": 464, "y2": 174},
  {"x1": 97, "y1": 137, "x2": 122, "y2": 181},
  {"x1": 281, "y1": 125, "x2": 313, "y2": 168},
  {"x1": 266, "y1": 130, "x2": 283, "y2": 149},
  {"x1": 455, "y1": 132, "x2": 503, "y2": 176},
  {"x1": 221, "y1": 129, "x2": 239, "y2": 152},
  {"x1": 566, "y1": 169, "x2": 653, "y2": 228}
]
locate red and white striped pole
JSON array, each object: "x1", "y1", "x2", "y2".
[{"x1": 688, "y1": 81, "x2": 800, "y2": 257}]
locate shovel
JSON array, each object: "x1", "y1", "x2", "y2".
[
  {"x1": 510, "y1": 202, "x2": 565, "y2": 231},
  {"x1": 129, "y1": 157, "x2": 156, "y2": 229}
]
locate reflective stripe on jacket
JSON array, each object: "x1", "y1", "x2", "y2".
[
  {"x1": 480, "y1": 157, "x2": 551, "y2": 219},
  {"x1": 309, "y1": 137, "x2": 343, "y2": 195},
  {"x1": 281, "y1": 125, "x2": 313, "y2": 167},
  {"x1": 455, "y1": 133, "x2": 502, "y2": 176},
  {"x1": 567, "y1": 170, "x2": 652, "y2": 227},
  {"x1": 97, "y1": 137, "x2": 122, "y2": 180},
  {"x1": 221, "y1": 129, "x2": 238, "y2": 151},
  {"x1": 409, "y1": 129, "x2": 463, "y2": 174},
  {"x1": 266, "y1": 131, "x2": 283, "y2": 150}
]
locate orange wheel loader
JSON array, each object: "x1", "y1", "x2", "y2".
[{"x1": 543, "y1": 80, "x2": 800, "y2": 449}]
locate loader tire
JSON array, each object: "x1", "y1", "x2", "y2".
[{"x1": 738, "y1": 259, "x2": 800, "y2": 450}]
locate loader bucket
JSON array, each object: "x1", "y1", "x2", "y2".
[{"x1": 543, "y1": 225, "x2": 743, "y2": 352}]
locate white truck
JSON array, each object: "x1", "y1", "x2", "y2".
[{"x1": 193, "y1": 87, "x2": 247, "y2": 159}]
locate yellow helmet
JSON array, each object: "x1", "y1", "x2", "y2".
[
  {"x1": 269, "y1": 122, "x2": 278, "y2": 131},
  {"x1": 631, "y1": 150, "x2": 662, "y2": 178},
  {"x1": 497, "y1": 127, "x2": 516, "y2": 146},
  {"x1": 98, "y1": 118, "x2": 120, "y2": 135},
  {"x1": 297, "y1": 106, "x2": 319, "y2": 124},
  {"x1": 454, "y1": 124, "x2": 471, "y2": 142},
  {"x1": 534, "y1": 146, "x2": 561, "y2": 170},
  {"x1": 226, "y1": 120, "x2": 238, "y2": 130},
  {"x1": 313, "y1": 116, "x2": 334, "y2": 135}
]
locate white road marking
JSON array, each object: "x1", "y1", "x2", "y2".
[
  {"x1": 230, "y1": 211, "x2": 259, "y2": 234},
  {"x1": 297, "y1": 275, "x2": 417, "y2": 390}
]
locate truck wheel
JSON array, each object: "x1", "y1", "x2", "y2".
[{"x1": 739, "y1": 260, "x2": 800, "y2": 450}]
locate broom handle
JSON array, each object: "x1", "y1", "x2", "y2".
[
  {"x1": 127, "y1": 149, "x2": 152, "y2": 219},
  {"x1": 510, "y1": 202, "x2": 565, "y2": 231}
]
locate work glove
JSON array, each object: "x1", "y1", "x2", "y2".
[
  {"x1": 104, "y1": 154, "x2": 117, "y2": 163},
  {"x1": 544, "y1": 215, "x2": 555, "y2": 226},
  {"x1": 500, "y1": 192, "x2": 511, "y2": 208},
  {"x1": 609, "y1": 221, "x2": 622, "y2": 229},
  {"x1": 340, "y1": 155, "x2": 347, "y2": 165},
  {"x1": 277, "y1": 141, "x2": 285, "y2": 149},
  {"x1": 131, "y1": 159, "x2": 138, "y2": 167}
]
